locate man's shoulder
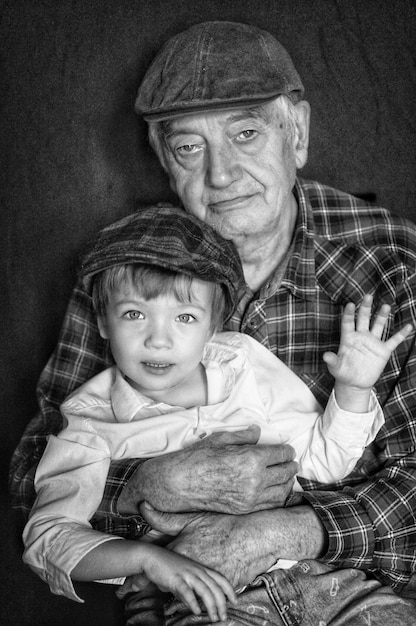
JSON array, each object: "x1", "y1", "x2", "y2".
[
  {"x1": 296, "y1": 178, "x2": 416, "y2": 299},
  {"x1": 297, "y1": 177, "x2": 416, "y2": 252}
]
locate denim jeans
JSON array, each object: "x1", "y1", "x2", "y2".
[{"x1": 124, "y1": 561, "x2": 416, "y2": 626}]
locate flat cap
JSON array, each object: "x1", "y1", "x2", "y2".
[
  {"x1": 135, "y1": 21, "x2": 304, "y2": 121},
  {"x1": 79, "y1": 204, "x2": 245, "y2": 322}
]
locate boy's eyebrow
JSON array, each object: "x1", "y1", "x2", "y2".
[
  {"x1": 112, "y1": 298, "x2": 143, "y2": 308},
  {"x1": 112, "y1": 297, "x2": 209, "y2": 311}
]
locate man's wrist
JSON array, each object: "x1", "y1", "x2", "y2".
[{"x1": 259, "y1": 504, "x2": 328, "y2": 562}]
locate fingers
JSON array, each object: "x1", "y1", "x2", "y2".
[
  {"x1": 342, "y1": 294, "x2": 387, "y2": 337},
  {"x1": 343, "y1": 294, "x2": 392, "y2": 338},
  {"x1": 250, "y1": 468, "x2": 298, "y2": 511},
  {"x1": 355, "y1": 293, "x2": 374, "y2": 333},
  {"x1": 340, "y1": 302, "x2": 356, "y2": 340},
  {"x1": 210, "y1": 424, "x2": 261, "y2": 446},
  {"x1": 208, "y1": 570, "x2": 238, "y2": 605},
  {"x1": 263, "y1": 443, "x2": 296, "y2": 468},
  {"x1": 249, "y1": 452, "x2": 297, "y2": 506},
  {"x1": 115, "y1": 574, "x2": 150, "y2": 599},
  {"x1": 265, "y1": 456, "x2": 298, "y2": 481},
  {"x1": 175, "y1": 583, "x2": 203, "y2": 619},
  {"x1": 174, "y1": 570, "x2": 233, "y2": 623},
  {"x1": 140, "y1": 501, "x2": 198, "y2": 535},
  {"x1": 369, "y1": 303, "x2": 391, "y2": 338},
  {"x1": 344, "y1": 294, "x2": 413, "y2": 345},
  {"x1": 322, "y1": 351, "x2": 338, "y2": 368},
  {"x1": 385, "y1": 323, "x2": 414, "y2": 351}
]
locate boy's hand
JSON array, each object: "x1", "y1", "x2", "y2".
[
  {"x1": 323, "y1": 294, "x2": 413, "y2": 389},
  {"x1": 129, "y1": 544, "x2": 237, "y2": 623}
]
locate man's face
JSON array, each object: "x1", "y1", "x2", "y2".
[{"x1": 160, "y1": 99, "x2": 309, "y2": 243}]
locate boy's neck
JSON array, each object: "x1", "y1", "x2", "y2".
[{"x1": 128, "y1": 363, "x2": 208, "y2": 408}]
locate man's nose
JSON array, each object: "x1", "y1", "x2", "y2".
[
  {"x1": 144, "y1": 322, "x2": 172, "y2": 349},
  {"x1": 206, "y1": 143, "x2": 242, "y2": 188}
]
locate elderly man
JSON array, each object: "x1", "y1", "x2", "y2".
[{"x1": 10, "y1": 21, "x2": 416, "y2": 625}]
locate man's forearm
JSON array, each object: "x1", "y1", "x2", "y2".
[
  {"x1": 255, "y1": 504, "x2": 327, "y2": 562},
  {"x1": 141, "y1": 502, "x2": 328, "y2": 588}
]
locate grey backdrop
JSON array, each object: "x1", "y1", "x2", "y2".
[{"x1": 1, "y1": 0, "x2": 416, "y2": 623}]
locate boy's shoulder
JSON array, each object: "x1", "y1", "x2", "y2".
[
  {"x1": 204, "y1": 331, "x2": 274, "y2": 367},
  {"x1": 60, "y1": 366, "x2": 117, "y2": 413}
]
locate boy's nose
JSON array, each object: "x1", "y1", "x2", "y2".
[{"x1": 144, "y1": 322, "x2": 172, "y2": 349}]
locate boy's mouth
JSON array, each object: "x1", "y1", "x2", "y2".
[
  {"x1": 144, "y1": 362, "x2": 171, "y2": 368},
  {"x1": 142, "y1": 362, "x2": 173, "y2": 374}
]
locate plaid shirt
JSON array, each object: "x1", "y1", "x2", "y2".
[{"x1": 9, "y1": 178, "x2": 416, "y2": 594}]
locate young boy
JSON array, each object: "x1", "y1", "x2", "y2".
[{"x1": 22, "y1": 205, "x2": 413, "y2": 623}]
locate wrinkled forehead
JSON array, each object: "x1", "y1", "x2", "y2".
[{"x1": 160, "y1": 100, "x2": 278, "y2": 137}]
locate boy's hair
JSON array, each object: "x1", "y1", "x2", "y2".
[{"x1": 92, "y1": 263, "x2": 226, "y2": 334}]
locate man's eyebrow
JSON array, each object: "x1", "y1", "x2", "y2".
[
  {"x1": 226, "y1": 107, "x2": 269, "y2": 124},
  {"x1": 162, "y1": 106, "x2": 270, "y2": 138},
  {"x1": 162, "y1": 120, "x2": 177, "y2": 137}
]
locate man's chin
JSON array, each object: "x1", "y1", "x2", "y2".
[{"x1": 208, "y1": 213, "x2": 255, "y2": 241}]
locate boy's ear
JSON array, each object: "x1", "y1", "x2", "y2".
[{"x1": 97, "y1": 315, "x2": 109, "y2": 340}]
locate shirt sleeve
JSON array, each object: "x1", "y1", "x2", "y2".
[
  {"x1": 238, "y1": 332, "x2": 384, "y2": 485},
  {"x1": 294, "y1": 389, "x2": 384, "y2": 484},
  {"x1": 8, "y1": 280, "x2": 146, "y2": 535},
  {"x1": 302, "y1": 278, "x2": 416, "y2": 594},
  {"x1": 22, "y1": 428, "x2": 124, "y2": 602}
]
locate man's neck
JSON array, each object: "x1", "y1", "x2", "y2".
[{"x1": 238, "y1": 204, "x2": 298, "y2": 293}]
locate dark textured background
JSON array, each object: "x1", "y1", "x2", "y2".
[{"x1": 1, "y1": 0, "x2": 416, "y2": 623}]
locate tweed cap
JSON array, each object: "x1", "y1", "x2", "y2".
[
  {"x1": 135, "y1": 21, "x2": 304, "y2": 121},
  {"x1": 79, "y1": 204, "x2": 245, "y2": 322}
]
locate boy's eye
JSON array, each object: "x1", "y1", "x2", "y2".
[
  {"x1": 176, "y1": 313, "x2": 196, "y2": 324},
  {"x1": 124, "y1": 310, "x2": 144, "y2": 320}
]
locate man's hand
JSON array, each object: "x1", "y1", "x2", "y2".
[
  {"x1": 118, "y1": 426, "x2": 297, "y2": 515},
  {"x1": 118, "y1": 502, "x2": 326, "y2": 592}
]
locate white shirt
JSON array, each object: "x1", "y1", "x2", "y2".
[{"x1": 23, "y1": 332, "x2": 383, "y2": 602}]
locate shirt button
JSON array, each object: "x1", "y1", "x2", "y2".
[{"x1": 247, "y1": 320, "x2": 258, "y2": 330}]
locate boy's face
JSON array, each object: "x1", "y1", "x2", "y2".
[{"x1": 98, "y1": 277, "x2": 214, "y2": 404}]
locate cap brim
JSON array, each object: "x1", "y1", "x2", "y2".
[{"x1": 138, "y1": 91, "x2": 303, "y2": 122}]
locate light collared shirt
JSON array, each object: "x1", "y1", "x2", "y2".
[{"x1": 22, "y1": 331, "x2": 382, "y2": 602}]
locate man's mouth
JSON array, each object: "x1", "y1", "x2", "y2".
[{"x1": 208, "y1": 194, "x2": 256, "y2": 211}]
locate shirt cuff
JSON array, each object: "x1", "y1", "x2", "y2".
[
  {"x1": 323, "y1": 389, "x2": 384, "y2": 449},
  {"x1": 301, "y1": 489, "x2": 375, "y2": 568}
]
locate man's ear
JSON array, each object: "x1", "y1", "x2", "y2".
[
  {"x1": 293, "y1": 100, "x2": 310, "y2": 170},
  {"x1": 97, "y1": 315, "x2": 109, "y2": 340}
]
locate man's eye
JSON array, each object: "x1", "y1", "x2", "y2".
[
  {"x1": 124, "y1": 310, "x2": 144, "y2": 320},
  {"x1": 236, "y1": 129, "x2": 257, "y2": 141},
  {"x1": 176, "y1": 313, "x2": 196, "y2": 324},
  {"x1": 177, "y1": 144, "x2": 202, "y2": 155}
]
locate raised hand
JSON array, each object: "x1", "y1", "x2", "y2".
[{"x1": 323, "y1": 293, "x2": 413, "y2": 390}]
